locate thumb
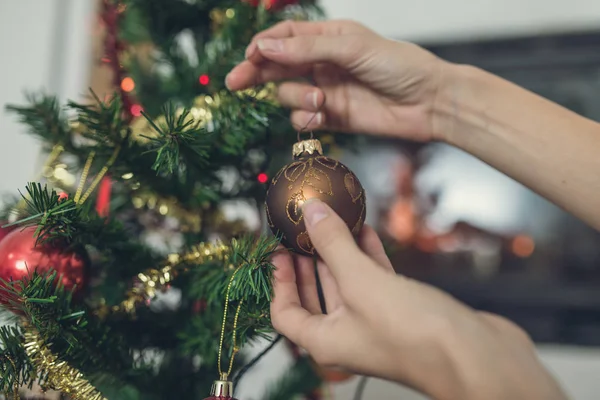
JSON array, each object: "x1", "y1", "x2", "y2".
[
  {"x1": 256, "y1": 35, "x2": 368, "y2": 68},
  {"x1": 302, "y1": 199, "x2": 373, "y2": 280}
]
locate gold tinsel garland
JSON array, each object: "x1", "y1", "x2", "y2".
[
  {"x1": 23, "y1": 327, "x2": 106, "y2": 400},
  {"x1": 97, "y1": 241, "x2": 233, "y2": 318}
]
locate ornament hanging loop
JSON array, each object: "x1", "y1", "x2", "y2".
[
  {"x1": 296, "y1": 127, "x2": 314, "y2": 142},
  {"x1": 296, "y1": 97, "x2": 325, "y2": 142}
]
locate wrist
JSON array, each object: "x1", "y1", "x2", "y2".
[
  {"x1": 393, "y1": 311, "x2": 476, "y2": 400},
  {"x1": 430, "y1": 62, "x2": 487, "y2": 145},
  {"x1": 413, "y1": 312, "x2": 568, "y2": 400}
]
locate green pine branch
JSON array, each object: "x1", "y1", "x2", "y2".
[
  {"x1": 4, "y1": 94, "x2": 72, "y2": 150},
  {"x1": 141, "y1": 103, "x2": 212, "y2": 175},
  {"x1": 68, "y1": 90, "x2": 129, "y2": 146},
  {"x1": 2, "y1": 183, "x2": 82, "y2": 246},
  {"x1": 176, "y1": 234, "x2": 279, "y2": 364},
  {"x1": 0, "y1": 325, "x2": 38, "y2": 394},
  {"x1": 0, "y1": 271, "x2": 137, "y2": 377}
]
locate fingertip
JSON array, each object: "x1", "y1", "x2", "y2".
[
  {"x1": 245, "y1": 41, "x2": 257, "y2": 59},
  {"x1": 225, "y1": 72, "x2": 235, "y2": 90},
  {"x1": 224, "y1": 62, "x2": 255, "y2": 91}
]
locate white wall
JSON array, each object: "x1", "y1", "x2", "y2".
[
  {"x1": 0, "y1": 0, "x2": 94, "y2": 196},
  {"x1": 321, "y1": 0, "x2": 600, "y2": 42}
]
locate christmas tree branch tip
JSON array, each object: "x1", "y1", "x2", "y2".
[
  {"x1": 141, "y1": 102, "x2": 212, "y2": 175},
  {"x1": 4, "y1": 94, "x2": 71, "y2": 144},
  {"x1": 0, "y1": 270, "x2": 135, "y2": 381}
]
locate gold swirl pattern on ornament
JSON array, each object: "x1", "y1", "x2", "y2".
[
  {"x1": 286, "y1": 191, "x2": 306, "y2": 225},
  {"x1": 352, "y1": 201, "x2": 367, "y2": 235},
  {"x1": 344, "y1": 172, "x2": 364, "y2": 204},
  {"x1": 297, "y1": 231, "x2": 315, "y2": 255},
  {"x1": 23, "y1": 326, "x2": 107, "y2": 400},
  {"x1": 284, "y1": 161, "x2": 306, "y2": 182},
  {"x1": 265, "y1": 203, "x2": 275, "y2": 228},
  {"x1": 315, "y1": 156, "x2": 339, "y2": 170},
  {"x1": 283, "y1": 158, "x2": 335, "y2": 225},
  {"x1": 271, "y1": 167, "x2": 285, "y2": 185}
]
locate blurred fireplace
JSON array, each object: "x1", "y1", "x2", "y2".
[{"x1": 341, "y1": 30, "x2": 600, "y2": 346}]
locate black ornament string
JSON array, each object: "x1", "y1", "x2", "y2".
[
  {"x1": 296, "y1": 95, "x2": 326, "y2": 142},
  {"x1": 232, "y1": 334, "x2": 283, "y2": 391},
  {"x1": 353, "y1": 376, "x2": 369, "y2": 400}
]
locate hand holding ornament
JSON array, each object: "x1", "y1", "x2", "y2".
[
  {"x1": 228, "y1": 20, "x2": 600, "y2": 231},
  {"x1": 270, "y1": 199, "x2": 567, "y2": 400}
]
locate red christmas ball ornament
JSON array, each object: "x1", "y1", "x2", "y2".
[
  {"x1": 0, "y1": 222, "x2": 15, "y2": 243},
  {"x1": 0, "y1": 226, "x2": 90, "y2": 299}
]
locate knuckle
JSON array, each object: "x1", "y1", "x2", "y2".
[
  {"x1": 297, "y1": 35, "x2": 317, "y2": 55},
  {"x1": 334, "y1": 19, "x2": 364, "y2": 33},
  {"x1": 280, "y1": 20, "x2": 295, "y2": 30},
  {"x1": 271, "y1": 314, "x2": 284, "y2": 333}
]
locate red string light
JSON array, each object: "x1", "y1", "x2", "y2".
[
  {"x1": 257, "y1": 173, "x2": 269, "y2": 184},
  {"x1": 121, "y1": 77, "x2": 135, "y2": 92},
  {"x1": 130, "y1": 104, "x2": 143, "y2": 117},
  {"x1": 199, "y1": 74, "x2": 210, "y2": 86}
]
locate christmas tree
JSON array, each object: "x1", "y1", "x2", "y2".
[{"x1": 0, "y1": 0, "x2": 353, "y2": 398}]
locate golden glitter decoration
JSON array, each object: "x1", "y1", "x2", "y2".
[
  {"x1": 210, "y1": 9, "x2": 225, "y2": 32},
  {"x1": 130, "y1": 191, "x2": 203, "y2": 233},
  {"x1": 23, "y1": 327, "x2": 106, "y2": 400},
  {"x1": 96, "y1": 242, "x2": 233, "y2": 317},
  {"x1": 129, "y1": 116, "x2": 160, "y2": 144},
  {"x1": 239, "y1": 82, "x2": 278, "y2": 104}
]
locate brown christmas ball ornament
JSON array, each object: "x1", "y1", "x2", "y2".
[
  {"x1": 265, "y1": 139, "x2": 366, "y2": 256},
  {"x1": 0, "y1": 226, "x2": 90, "y2": 301}
]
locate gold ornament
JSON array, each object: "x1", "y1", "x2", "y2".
[
  {"x1": 130, "y1": 190, "x2": 203, "y2": 233},
  {"x1": 210, "y1": 8, "x2": 236, "y2": 33},
  {"x1": 96, "y1": 242, "x2": 233, "y2": 317},
  {"x1": 238, "y1": 83, "x2": 278, "y2": 104},
  {"x1": 23, "y1": 326, "x2": 106, "y2": 400}
]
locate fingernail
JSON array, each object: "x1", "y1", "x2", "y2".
[
  {"x1": 302, "y1": 199, "x2": 329, "y2": 228},
  {"x1": 315, "y1": 112, "x2": 323, "y2": 126},
  {"x1": 305, "y1": 92, "x2": 318, "y2": 110},
  {"x1": 225, "y1": 72, "x2": 233, "y2": 90},
  {"x1": 257, "y1": 39, "x2": 284, "y2": 53},
  {"x1": 245, "y1": 42, "x2": 257, "y2": 59},
  {"x1": 306, "y1": 112, "x2": 322, "y2": 127}
]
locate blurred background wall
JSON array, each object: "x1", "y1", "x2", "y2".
[{"x1": 2, "y1": 0, "x2": 600, "y2": 399}]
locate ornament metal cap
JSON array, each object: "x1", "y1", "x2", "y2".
[
  {"x1": 210, "y1": 374, "x2": 233, "y2": 397},
  {"x1": 293, "y1": 139, "x2": 323, "y2": 158}
]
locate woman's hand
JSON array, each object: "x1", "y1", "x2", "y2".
[
  {"x1": 226, "y1": 20, "x2": 445, "y2": 142},
  {"x1": 270, "y1": 199, "x2": 568, "y2": 400}
]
